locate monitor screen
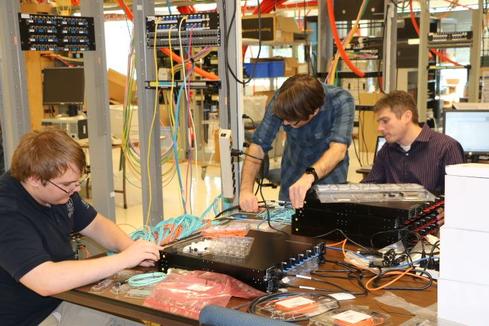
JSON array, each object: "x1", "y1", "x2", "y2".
[
  {"x1": 444, "y1": 110, "x2": 489, "y2": 154},
  {"x1": 42, "y1": 67, "x2": 84, "y2": 104},
  {"x1": 375, "y1": 136, "x2": 386, "y2": 155}
]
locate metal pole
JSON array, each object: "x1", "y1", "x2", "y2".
[
  {"x1": 317, "y1": 0, "x2": 333, "y2": 74},
  {"x1": 217, "y1": 0, "x2": 244, "y2": 202},
  {"x1": 416, "y1": 1, "x2": 429, "y2": 123},
  {"x1": 382, "y1": 0, "x2": 397, "y2": 93},
  {"x1": 133, "y1": 0, "x2": 163, "y2": 224},
  {"x1": 80, "y1": 0, "x2": 116, "y2": 219},
  {"x1": 468, "y1": 1, "x2": 482, "y2": 102},
  {"x1": 0, "y1": 1, "x2": 31, "y2": 167}
]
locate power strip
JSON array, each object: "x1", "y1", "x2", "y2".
[{"x1": 219, "y1": 129, "x2": 235, "y2": 199}]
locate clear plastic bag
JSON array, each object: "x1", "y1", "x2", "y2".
[
  {"x1": 309, "y1": 305, "x2": 391, "y2": 326},
  {"x1": 253, "y1": 293, "x2": 339, "y2": 322}
]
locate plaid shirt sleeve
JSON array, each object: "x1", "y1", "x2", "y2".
[
  {"x1": 327, "y1": 87, "x2": 355, "y2": 146},
  {"x1": 251, "y1": 95, "x2": 283, "y2": 152}
]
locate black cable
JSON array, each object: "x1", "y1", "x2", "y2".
[
  {"x1": 369, "y1": 228, "x2": 425, "y2": 269},
  {"x1": 258, "y1": 168, "x2": 289, "y2": 236},
  {"x1": 242, "y1": 113, "x2": 256, "y2": 129},
  {"x1": 389, "y1": 0, "x2": 409, "y2": 10},
  {"x1": 351, "y1": 126, "x2": 363, "y2": 167},
  {"x1": 312, "y1": 260, "x2": 369, "y2": 295},
  {"x1": 225, "y1": 0, "x2": 262, "y2": 85},
  {"x1": 214, "y1": 204, "x2": 241, "y2": 219},
  {"x1": 420, "y1": 240, "x2": 439, "y2": 275},
  {"x1": 360, "y1": 110, "x2": 369, "y2": 165},
  {"x1": 213, "y1": 200, "x2": 289, "y2": 219},
  {"x1": 369, "y1": 227, "x2": 420, "y2": 249},
  {"x1": 318, "y1": 258, "x2": 367, "y2": 276},
  {"x1": 231, "y1": 149, "x2": 263, "y2": 161}
]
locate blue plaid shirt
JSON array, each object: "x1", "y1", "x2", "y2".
[{"x1": 252, "y1": 84, "x2": 355, "y2": 200}]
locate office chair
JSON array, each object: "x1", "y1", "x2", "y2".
[{"x1": 199, "y1": 305, "x2": 294, "y2": 326}]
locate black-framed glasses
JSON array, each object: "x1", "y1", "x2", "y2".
[{"x1": 47, "y1": 174, "x2": 89, "y2": 194}]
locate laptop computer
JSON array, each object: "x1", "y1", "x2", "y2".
[{"x1": 357, "y1": 136, "x2": 386, "y2": 177}]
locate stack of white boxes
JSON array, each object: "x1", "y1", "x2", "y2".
[{"x1": 439, "y1": 163, "x2": 489, "y2": 325}]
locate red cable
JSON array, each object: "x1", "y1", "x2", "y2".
[
  {"x1": 441, "y1": 0, "x2": 473, "y2": 10},
  {"x1": 409, "y1": 0, "x2": 462, "y2": 66},
  {"x1": 160, "y1": 48, "x2": 219, "y2": 80},
  {"x1": 252, "y1": 0, "x2": 287, "y2": 14},
  {"x1": 326, "y1": 0, "x2": 365, "y2": 77},
  {"x1": 177, "y1": 6, "x2": 196, "y2": 15},
  {"x1": 115, "y1": 0, "x2": 133, "y2": 21}
]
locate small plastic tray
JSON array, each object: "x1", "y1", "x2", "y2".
[
  {"x1": 209, "y1": 236, "x2": 254, "y2": 258},
  {"x1": 181, "y1": 236, "x2": 254, "y2": 258}
]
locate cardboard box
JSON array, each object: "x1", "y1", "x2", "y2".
[
  {"x1": 282, "y1": 57, "x2": 298, "y2": 76},
  {"x1": 357, "y1": 109, "x2": 381, "y2": 153},
  {"x1": 107, "y1": 69, "x2": 136, "y2": 104},
  {"x1": 253, "y1": 91, "x2": 276, "y2": 105},
  {"x1": 358, "y1": 92, "x2": 383, "y2": 106},
  {"x1": 242, "y1": 14, "x2": 300, "y2": 43},
  {"x1": 297, "y1": 63, "x2": 309, "y2": 74}
]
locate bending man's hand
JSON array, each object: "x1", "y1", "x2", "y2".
[
  {"x1": 289, "y1": 173, "x2": 315, "y2": 209},
  {"x1": 119, "y1": 239, "x2": 163, "y2": 268},
  {"x1": 239, "y1": 191, "x2": 260, "y2": 212}
]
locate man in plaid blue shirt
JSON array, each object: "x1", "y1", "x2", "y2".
[{"x1": 240, "y1": 75, "x2": 354, "y2": 210}]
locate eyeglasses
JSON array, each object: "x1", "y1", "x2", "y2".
[{"x1": 47, "y1": 174, "x2": 89, "y2": 194}]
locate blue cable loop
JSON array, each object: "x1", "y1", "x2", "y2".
[
  {"x1": 127, "y1": 272, "x2": 166, "y2": 287},
  {"x1": 257, "y1": 207, "x2": 295, "y2": 229},
  {"x1": 128, "y1": 195, "x2": 223, "y2": 245}
]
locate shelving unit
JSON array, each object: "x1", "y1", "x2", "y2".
[{"x1": 416, "y1": 0, "x2": 483, "y2": 123}]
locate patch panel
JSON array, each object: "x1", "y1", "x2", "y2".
[
  {"x1": 146, "y1": 12, "x2": 220, "y2": 48},
  {"x1": 18, "y1": 13, "x2": 96, "y2": 51}
]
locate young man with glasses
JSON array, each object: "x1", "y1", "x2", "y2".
[
  {"x1": 0, "y1": 129, "x2": 161, "y2": 325},
  {"x1": 240, "y1": 74, "x2": 355, "y2": 211}
]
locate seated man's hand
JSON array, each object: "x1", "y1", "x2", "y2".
[
  {"x1": 120, "y1": 239, "x2": 163, "y2": 268},
  {"x1": 289, "y1": 174, "x2": 315, "y2": 209},
  {"x1": 239, "y1": 191, "x2": 259, "y2": 212}
]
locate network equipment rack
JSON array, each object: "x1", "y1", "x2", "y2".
[
  {"x1": 428, "y1": 31, "x2": 473, "y2": 43},
  {"x1": 293, "y1": 186, "x2": 444, "y2": 248},
  {"x1": 18, "y1": 13, "x2": 95, "y2": 51},
  {"x1": 145, "y1": 80, "x2": 220, "y2": 90},
  {"x1": 159, "y1": 230, "x2": 325, "y2": 292},
  {"x1": 146, "y1": 13, "x2": 220, "y2": 48}
]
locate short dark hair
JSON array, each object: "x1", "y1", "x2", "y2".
[
  {"x1": 11, "y1": 128, "x2": 86, "y2": 182},
  {"x1": 374, "y1": 90, "x2": 419, "y2": 124},
  {"x1": 272, "y1": 74, "x2": 325, "y2": 121}
]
